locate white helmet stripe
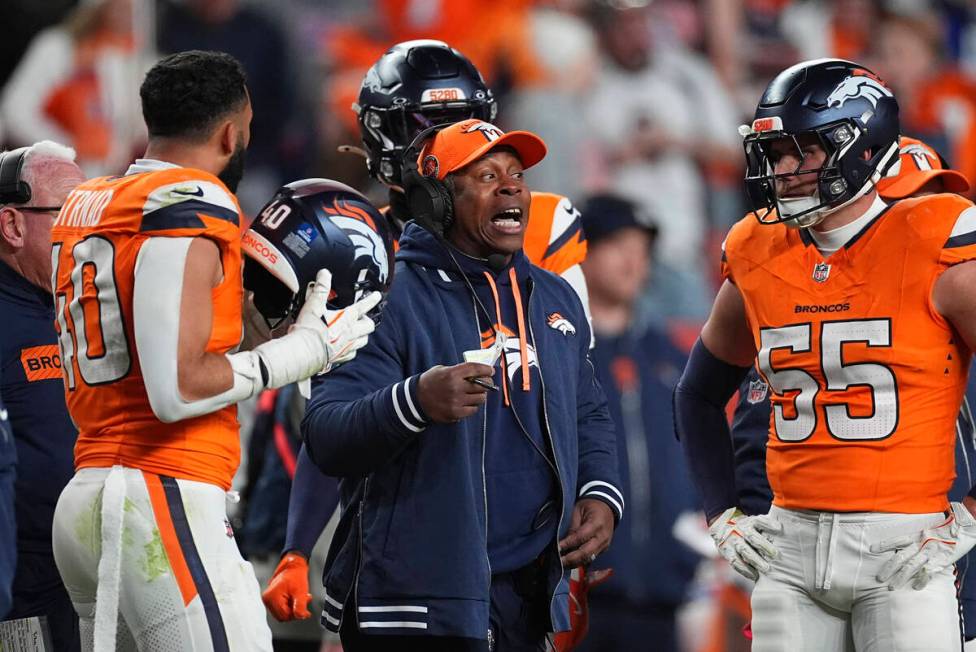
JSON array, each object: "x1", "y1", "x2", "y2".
[{"x1": 241, "y1": 229, "x2": 300, "y2": 293}]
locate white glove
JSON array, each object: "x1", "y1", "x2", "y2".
[
  {"x1": 871, "y1": 502, "x2": 976, "y2": 591},
  {"x1": 252, "y1": 269, "x2": 381, "y2": 389},
  {"x1": 709, "y1": 507, "x2": 782, "y2": 581}
]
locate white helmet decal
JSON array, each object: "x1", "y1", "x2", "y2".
[
  {"x1": 826, "y1": 75, "x2": 893, "y2": 110},
  {"x1": 322, "y1": 197, "x2": 390, "y2": 285}
]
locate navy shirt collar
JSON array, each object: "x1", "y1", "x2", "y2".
[{"x1": 0, "y1": 258, "x2": 53, "y2": 309}]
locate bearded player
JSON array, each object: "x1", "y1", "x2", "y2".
[{"x1": 49, "y1": 51, "x2": 381, "y2": 651}]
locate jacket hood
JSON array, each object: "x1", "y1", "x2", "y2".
[{"x1": 396, "y1": 221, "x2": 531, "y2": 286}]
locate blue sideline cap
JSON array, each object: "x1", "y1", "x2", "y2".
[{"x1": 579, "y1": 194, "x2": 658, "y2": 246}]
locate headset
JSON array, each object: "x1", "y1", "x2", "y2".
[
  {"x1": 399, "y1": 123, "x2": 548, "y2": 455},
  {"x1": 400, "y1": 125, "x2": 454, "y2": 237},
  {"x1": 0, "y1": 148, "x2": 31, "y2": 205},
  {"x1": 398, "y1": 123, "x2": 510, "y2": 355}
]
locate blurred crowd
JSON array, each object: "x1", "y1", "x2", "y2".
[
  {"x1": 1, "y1": 0, "x2": 974, "y2": 329},
  {"x1": 3, "y1": 0, "x2": 976, "y2": 330},
  {"x1": 3, "y1": 0, "x2": 976, "y2": 650}
]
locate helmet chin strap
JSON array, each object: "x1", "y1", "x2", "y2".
[{"x1": 777, "y1": 193, "x2": 830, "y2": 229}]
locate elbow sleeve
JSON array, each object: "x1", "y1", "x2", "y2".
[
  {"x1": 675, "y1": 338, "x2": 752, "y2": 410},
  {"x1": 135, "y1": 237, "x2": 262, "y2": 423}
]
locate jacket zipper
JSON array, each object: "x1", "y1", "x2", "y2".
[
  {"x1": 471, "y1": 293, "x2": 492, "y2": 594},
  {"x1": 346, "y1": 476, "x2": 369, "y2": 631},
  {"x1": 524, "y1": 279, "x2": 565, "y2": 623}
]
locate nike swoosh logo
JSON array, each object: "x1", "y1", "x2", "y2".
[{"x1": 172, "y1": 187, "x2": 204, "y2": 197}]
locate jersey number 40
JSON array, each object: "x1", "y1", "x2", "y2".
[{"x1": 50, "y1": 238, "x2": 132, "y2": 390}]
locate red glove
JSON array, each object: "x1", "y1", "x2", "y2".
[
  {"x1": 262, "y1": 552, "x2": 312, "y2": 621},
  {"x1": 550, "y1": 566, "x2": 613, "y2": 651}
]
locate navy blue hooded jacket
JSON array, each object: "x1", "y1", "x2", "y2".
[
  {"x1": 0, "y1": 260, "x2": 77, "y2": 555},
  {"x1": 302, "y1": 223, "x2": 621, "y2": 640},
  {"x1": 0, "y1": 376, "x2": 15, "y2": 619}
]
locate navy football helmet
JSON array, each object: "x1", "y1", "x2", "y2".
[
  {"x1": 356, "y1": 39, "x2": 497, "y2": 186},
  {"x1": 243, "y1": 179, "x2": 395, "y2": 325},
  {"x1": 743, "y1": 58, "x2": 900, "y2": 227}
]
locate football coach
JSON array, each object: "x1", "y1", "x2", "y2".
[{"x1": 302, "y1": 119, "x2": 622, "y2": 652}]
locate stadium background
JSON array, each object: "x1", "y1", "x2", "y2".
[{"x1": 2, "y1": 0, "x2": 976, "y2": 650}]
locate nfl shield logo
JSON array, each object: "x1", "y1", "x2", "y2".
[
  {"x1": 812, "y1": 261, "x2": 831, "y2": 283},
  {"x1": 747, "y1": 379, "x2": 769, "y2": 404}
]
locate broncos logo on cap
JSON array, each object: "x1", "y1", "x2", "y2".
[
  {"x1": 323, "y1": 198, "x2": 390, "y2": 284},
  {"x1": 900, "y1": 143, "x2": 937, "y2": 171},
  {"x1": 547, "y1": 312, "x2": 576, "y2": 336},
  {"x1": 463, "y1": 121, "x2": 504, "y2": 143},
  {"x1": 826, "y1": 73, "x2": 893, "y2": 110}
]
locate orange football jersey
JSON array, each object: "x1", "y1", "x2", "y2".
[
  {"x1": 50, "y1": 165, "x2": 244, "y2": 490},
  {"x1": 723, "y1": 194, "x2": 976, "y2": 513},
  {"x1": 523, "y1": 192, "x2": 587, "y2": 275}
]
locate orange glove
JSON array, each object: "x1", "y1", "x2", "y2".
[
  {"x1": 262, "y1": 552, "x2": 313, "y2": 621},
  {"x1": 550, "y1": 566, "x2": 613, "y2": 651}
]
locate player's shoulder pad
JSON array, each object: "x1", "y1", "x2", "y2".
[
  {"x1": 893, "y1": 193, "x2": 976, "y2": 246},
  {"x1": 70, "y1": 174, "x2": 116, "y2": 192},
  {"x1": 529, "y1": 260, "x2": 585, "y2": 311},
  {"x1": 529, "y1": 191, "x2": 583, "y2": 239},
  {"x1": 722, "y1": 210, "x2": 788, "y2": 265},
  {"x1": 139, "y1": 168, "x2": 240, "y2": 233}
]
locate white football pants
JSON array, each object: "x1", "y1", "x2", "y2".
[
  {"x1": 52, "y1": 466, "x2": 273, "y2": 652},
  {"x1": 750, "y1": 505, "x2": 963, "y2": 651}
]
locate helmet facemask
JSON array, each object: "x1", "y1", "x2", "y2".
[
  {"x1": 744, "y1": 120, "x2": 899, "y2": 229},
  {"x1": 242, "y1": 258, "x2": 296, "y2": 331},
  {"x1": 243, "y1": 180, "x2": 396, "y2": 333},
  {"x1": 358, "y1": 97, "x2": 497, "y2": 186}
]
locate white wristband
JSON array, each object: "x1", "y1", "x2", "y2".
[{"x1": 252, "y1": 327, "x2": 328, "y2": 389}]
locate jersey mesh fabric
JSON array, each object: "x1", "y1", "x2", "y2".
[
  {"x1": 522, "y1": 192, "x2": 587, "y2": 276},
  {"x1": 51, "y1": 167, "x2": 244, "y2": 489},
  {"x1": 722, "y1": 194, "x2": 976, "y2": 513}
]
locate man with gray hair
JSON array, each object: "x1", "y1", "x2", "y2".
[{"x1": 0, "y1": 140, "x2": 84, "y2": 651}]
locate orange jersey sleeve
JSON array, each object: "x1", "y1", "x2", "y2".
[
  {"x1": 523, "y1": 192, "x2": 587, "y2": 276},
  {"x1": 938, "y1": 202, "x2": 976, "y2": 267},
  {"x1": 720, "y1": 210, "x2": 776, "y2": 285},
  {"x1": 51, "y1": 167, "x2": 245, "y2": 489},
  {"x1": 724, "y1": 194, "x2": 976, "y2": 513}
]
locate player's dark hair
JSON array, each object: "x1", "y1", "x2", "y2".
[{"x1": 140, "y1": 50, "x2": 248, "y2": 142}]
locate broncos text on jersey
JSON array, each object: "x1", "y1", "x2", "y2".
[{"x1": 722, "y1": 193, "x2": 976, "y2": 513}]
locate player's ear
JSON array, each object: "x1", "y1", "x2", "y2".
[
  {"x1": 0, "y1": 206, "x2": 25, "y2": 251},
  {"x1": 217, "y1": 118, "x2": 237, "y2": 159}
]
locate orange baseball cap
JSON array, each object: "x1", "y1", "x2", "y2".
[
  {"x1": 876, "y1": 136, "x2": 970, "y2": 199},
  {"x1": 417, "y1": 119, "x2": 547, "y2": 180}
]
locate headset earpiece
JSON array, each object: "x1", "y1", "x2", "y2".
[
  {"x1": 0, "y1": 148, "x2": 31, "y2": 205},
  {"x1": 400, "y1": 126, "x2": 454, "y2": 236},
  {"x1": 404, "y1": 174, "x2": 454, "y2": 237}
]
